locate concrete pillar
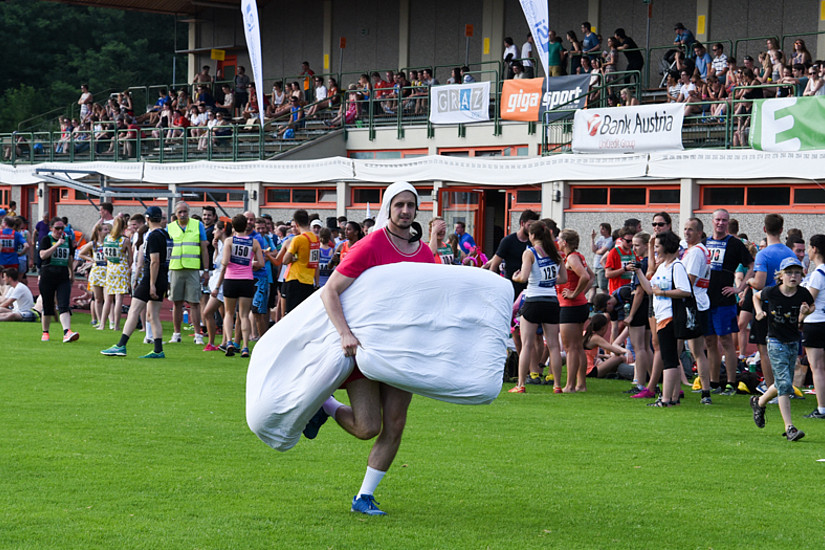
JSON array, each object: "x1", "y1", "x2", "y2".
[
  {"x1": 323, "y1": 0, "x2": 333, "y2": 72},
  {"x1": 680, "y1": 177, "x2": 698, "y2": 227},
  {"x1": 818, "y1": 1, "x2": 825, "y2": 60},
  {"x1": 37, "y1": 181, "x2": 47, "y2": 221},
  {"x1": 336, "y1": 180, "x2": 348, "y2": 217},
  {"x1": 588, "y1": 0, "x2": 600, "y2": 35},
  {"x1": 481, "y1": 0, "x2": 504, "y2": 79},
  {"x1": 167, "y1": 183, "x2": 178, "y2": 222},
  {"x1": 246, "y1": 181, "x2": 263, "y2": 214},
  {"x1": 398, "y1": 0, "x2": 410, "y2": 70},
  {"x1": 695, "y1": 0, "x2": 710, "y2": 43},
  {"x1": 432, "y1": 180, "x2": 443, "y2": 215},
  {"x1": 542, "y1": 181, "x2": 565, "y2": 226},
  {"x1": 188, "y1": 22, "x2": 197, "y2": 84}
]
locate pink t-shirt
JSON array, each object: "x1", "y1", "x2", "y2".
[{"x1": 336, "y1": 228, "x2": 434, "y2": 279}]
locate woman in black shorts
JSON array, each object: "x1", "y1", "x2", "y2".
[
  {"x1": 212, "y1": 214, "x2": 263, "y2": 357},
  {"x1": 558, "y1": 229, "x2": 593, "y2": 392},
  {"x1": 38, "y1": 217, "x2": 79, "y2": 343},
  {"x1": 626, "y1": 232, "x2": 653, "y2": 392}
]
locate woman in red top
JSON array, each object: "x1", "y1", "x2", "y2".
[
  {"x1": 558, "y1": 229, "x2": 593, "y2": 392},
  {"x1": 333, "y1": 221, "x2": 364, "y2": 267}
]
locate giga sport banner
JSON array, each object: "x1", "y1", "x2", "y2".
[{"x1": 500, "y1": 75, "x2": 590, "y2": 122}]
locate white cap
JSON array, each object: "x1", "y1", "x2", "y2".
[{"x1": 374, "y1": 181, "x2": 418, "y2": 230}]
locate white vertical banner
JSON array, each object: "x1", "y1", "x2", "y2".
[
  {"x1": 241, "y1": 0, "x2": 266, "y2": 124},
  {"x1": 518, "y1": 0, "x2": 550, "y2": 77}
]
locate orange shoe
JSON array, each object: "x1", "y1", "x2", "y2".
[
  {"x1": 508, "y1": 386, "x2": 525, "y2": 393},
  {"x1": 41, "y1": 332, "x2": 50, "y2": 342},
  {"x1": 553, "y1": 387, "x2": 563, "y2": 394}
]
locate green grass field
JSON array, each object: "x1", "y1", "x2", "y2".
[{"x1": 3, "y1": 313, "x2": 824, "y2": 549}]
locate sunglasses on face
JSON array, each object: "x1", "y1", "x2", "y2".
[
  {"x1": 54, "y1": 226, "x2": 65, "y2": 231},
  {"x1": 652, "y1": 222, "x2": 667, "y2": 227},
  {"x1": 623, "y1": 239, "x2": 633, "y2": 245}
]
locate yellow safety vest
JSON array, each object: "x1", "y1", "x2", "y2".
[{"x1": 168, "y1": 219, "x2": 202, "y2": 270}]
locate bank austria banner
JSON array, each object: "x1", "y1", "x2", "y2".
[
  {"x1": 429, "y1": 81, "x2": 491, "y2": 124},
  {"x1": 750, "y1": 96, "x2": 825, "y2": 151},
  {"x1": 571, "y1": 103, "x2": 684, "y2": 154},
  {"x1": 500, "y1": 75, "x2": 590, "y2": 122}
]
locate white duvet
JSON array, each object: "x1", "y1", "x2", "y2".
[{"x1": 246, "y1": 262, "x2": 513, "y2": 451}]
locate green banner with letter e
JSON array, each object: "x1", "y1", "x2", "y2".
[{"x1": 751, "y1": 96, "x2": 825, "y2": 151}]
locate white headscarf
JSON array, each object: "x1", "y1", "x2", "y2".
[{"x1": 373, "y1": 181, "x2": 419, "y2": 230}]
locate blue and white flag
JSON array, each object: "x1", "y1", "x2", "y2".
[
  {"x1": 519, "y1": 0, "x2": 550, "y2": 77},
  {"x1": 241, "y1": 0, "x2": 265, "y2": 124}
]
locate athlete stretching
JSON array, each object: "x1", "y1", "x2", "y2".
[{"x1": 306, "y1": 182, "x2": 434, "y2": 516}]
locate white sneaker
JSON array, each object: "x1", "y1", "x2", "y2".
[
  {"x1": 168, "y1": 333, "x2": 182, "y2": 343},
  {"x1": 143, "y1": 336, "x2": 153, "y2": 345},
  {"x1": 193, "y1": 333, "x2": 204, "y2": 345}
]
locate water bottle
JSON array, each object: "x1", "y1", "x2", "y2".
[{"x1": 183, "y1": 309, "x2": 189, "y2": 325}]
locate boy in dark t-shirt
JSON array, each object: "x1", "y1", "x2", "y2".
[{"x1": 749, "y1": 257, "x2": 813, "y2": 442}]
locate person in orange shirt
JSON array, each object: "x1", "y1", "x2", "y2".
[{"x1": 282, "y1": 209, "x2": 319, "y2": 314}]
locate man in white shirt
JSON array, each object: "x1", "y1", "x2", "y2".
[
  {"x1": 709, "y1": 43, "x2": 729, "y2": 84},
  {"x1": 682, "y1": 218, "x2": 713, "y2": 403},
  {"x1": 0, "y1": 267, "x2": 36, "y2": 322},
  {"x1": 521, "y1": 34, "x2": 535, "y2": 78}
]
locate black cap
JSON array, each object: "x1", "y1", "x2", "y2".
[{"x1": 145, "y1": 206, "x2": 163, "y2": 221}]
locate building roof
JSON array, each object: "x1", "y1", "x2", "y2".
[{"x1": 42, "y1": 0, "x2": 241, "y2": 16}]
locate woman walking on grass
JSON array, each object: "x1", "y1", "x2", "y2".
[
  {"x1": 508, "y1": 221, "x2": 567, "y2": 393},
  {"x1": 802, "y1": 234, "x2": 825, "y2": 420}
]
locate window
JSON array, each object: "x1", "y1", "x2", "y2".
[
  {"x1": 437, "y1": 146, "x2": 529, "y2": 157},
  {"x1": 264, "y1": 188, "x2": 336, "y2": 206},
  {"x1": 700, "y1": 184, "x2": 825, "y2": 212},
  {"x1": 568, "y1": 185, "x2": 680, "y2": 210},
  {"x1": 515, "y1": 190, "x2": 542, "y2": 204},
  {"x1": 353, "y1": 188, "x2": 381, "y2": 204},
  {"x1": 348, "y1": 149, "x2": 428, "y2": 159}
]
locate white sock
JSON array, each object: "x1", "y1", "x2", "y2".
[
  {"x1": 818, "y1": 407, "x2": 825, "y2": 414},
  {"x1": 146, "y1": 323, "x2": 153, "y2": 339},
  {"x1": 357, "y1": 466, "x2": 386, "y2": 498},
  {"x1": 322, "y1": 396, "x2": 344, "y2": 419}
]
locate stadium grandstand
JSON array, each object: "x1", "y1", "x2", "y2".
[{"x1": 3, "y1": 0, "x2": 825, "y2": 253}]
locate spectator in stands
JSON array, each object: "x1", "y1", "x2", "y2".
[
  {"x1": 503, "y1": 37, "x2": 518, "y2": 79},
  {"x1": 732, "y1": 68, "x2": 763, "y2": 146},
  {"x1": 167, "y1": 109, "x2": 190, "y2": 145},
  {"x1": 299, "y1": 61, "x2": 315, "y2": 102},
  {"x1": 566, "y1": 31, "x2": 583, "y2": 71},
  {"x1": 709, "y1": 43, "x2": 729, "y2": 83},
  {"x1": 55, "y1": 117, "x2": 73, "y2": 154},
  {"x1": 195, "y1": 85, "x2": 215, "y2": 109},
  {"x1": 72, "y1": 122, "x2": 91, "y2": 154},
  {"x1": 460, "y1": 66, "x2": 475, "y2": 83},
  {"x1": 791, "y1": 63, "x2": 808, "y2": 95},
  {"x1": 193, "y1": 65, "x2": 213, "y2": 88},
  {"x1": 234, "y1": 66, "x2": 250, "y2": 115},
  {"x1": 275, "y1": 96, "x2": 305, "y2": 138},
  {"x1": 545, "y1": 31, "x2": 564, "y2": 77},
  {"x1": 197, "y1": 110, "x2": 216, "y2": 150},
  {"x1": 93, "y1": 114, "x2": 113, "y2": 154},
  {"x1": 118, "y1": 90, "x2": 133, "y2": 117},
  {"x1": 241, "y1": 83, "x2": 262, "y2": 122},
  {"x1": 288, "y1": 81, "x2": 303, "y2": 102},
  {"x1": 218, "y1": 84, "x2": 234, "y2": 116},
  {"x1": 614, "y1": 28, "x2": 643, "y2": 74},
  {"x1": 521, "y1": 33, "x2": 535, "y2": 78},
  {"x1": 576, "y1": 56, "x2": 592, "y2": 75},
  {"x1": 620, "y1": 87, "x2": 639, "y2": 106},
  {"x1": 664, "y1": 70, "x2": 680, "y2": 102},
  {"x1": 692, "y1": 43, "x2": 713, "y2": 80},
  {"x1": 766, "y1": 37, "x2": 784, "y2": 81},
  {"x1": 603, "y1": 37, "x2": 619, "y2": 77},
  {"x1": 305, "y1": 76, "x2": 329, "y2": 119},
  {"x1": 212, "y1": 112, "x2": 233, "y2": 145},
  {"x1": 791, "y1": 39, "x2": 812, "y2": 66},
  {"x1": 447, "y1": 67, "x2": 461, "y2": 84},
  {"x1": 581, "y1": 22, "x2": 600, "y2": 59},
  {"x1": 673, "y1": 22, "x2": 695, "y2": 55},
  {"x1": 77, "y1": 84, "x2": 93, "y2": 122},
  {"x1": 776, "y1": 65, "x2": 800, "y2": 97},
  {"x1": 512, "y1": 62, "x2": 526, "y2": 79},
  {"x1": 327, "y1": 86, "x2": 361, "y2": 128},
  {"x1": 803, "y1": 63, "x2": 824, "y2": 96},
  {"x1": 676, "y1": 69, "x2": 701, "y2": 115},
  {"x1": 265, "y1": 81, "x2": 286, "y2": 119},
  {"x1": 3, "y1": 133, "x2": 29, "y2": 161},
  {"x1": 151, "y1": 102, "x2": 173, "y2": 143}
]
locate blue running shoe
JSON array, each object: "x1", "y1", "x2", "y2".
[
  {"x1": 139, "y1": 351, "x2": 166, "y2": 359},
  {"x1": 351, "y1": 494, "x2": 387, "y2": 516},
  {"x1": 101, "y1": 344, "x2": 127, "y2": 356},
  {"x1": 303, "y1": 407, "x2": 329, "y2": 439},
  {"x1": 240, "y1": 347, "x2": 250, "y2": 358}
]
